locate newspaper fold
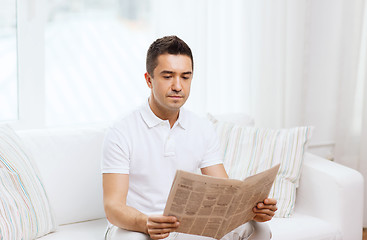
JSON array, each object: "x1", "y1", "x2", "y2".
[{"x1": 163, "y1": 164, "x2": 280, "y2": 239}]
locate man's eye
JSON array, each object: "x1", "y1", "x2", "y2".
[{"x1": 163, "y1": 76, "x2": 171, "y2": 79}]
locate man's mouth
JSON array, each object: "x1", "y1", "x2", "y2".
[{"x1": 168, "y1": 96, "x2": 183, "y2": 98}]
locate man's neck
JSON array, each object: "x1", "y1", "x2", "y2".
[{"x1": 148, "y1": 98, "x2": 179, "y2": 128}]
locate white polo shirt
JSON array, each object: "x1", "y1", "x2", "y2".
[{"x1": 101, "y1": 102, "x2": 223, "y2": 215}]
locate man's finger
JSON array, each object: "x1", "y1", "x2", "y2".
[
  {"x1": 256, "y1": 204, "x2": 278, "y2": 212},
  {"x1": 148, "y1": 227, "x2": 178, "y2": 234},
  {"x1": 149, "y1": 215, "x2": 178, "y2": 223},
  {"x1": 150, "y1": 232, "x2": 170, "y2": 240},
  {"x1": 256, "y1": 202, "x2": 278, "y2": 211},
  {"x1": 253, "y1": 208, "x2": 276, "y2": 217},
  {"x1": 147, "y1": 221, "x2": 179, "y2": 229},
  {"x1": 264, "y1": 198, "x2": 277, "y2": 205},
  {"x1": 253, "y1": 213, "x2": 273, "y2": 222}
]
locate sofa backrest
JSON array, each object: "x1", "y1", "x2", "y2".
[
  {"x1": 212, "y1": 113, "x2": 255, "y2": 126},
  {"x1": 17, "y1": 126, "x2": 107, "y2": 225}
]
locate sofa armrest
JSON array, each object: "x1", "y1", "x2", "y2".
[{"x1": 294, "y1": 152, "x2": 364, "y2": 240}]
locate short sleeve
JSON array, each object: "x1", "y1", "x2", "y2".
[
  {"x1": 101, "y1": 126, "x2": 130, "y2": 174},
  {"x1": 198, "y1": 121, "x2": 223, "y2": 169}
]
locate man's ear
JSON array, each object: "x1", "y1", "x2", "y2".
[{"x1": 145, "y1": 72, "x2": 153, "y2": 89}]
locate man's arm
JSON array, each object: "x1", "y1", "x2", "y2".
[
  {"x1": 201, "y1": 163, "x2": 229, "y2": 178},
  {"x1": 103, "y1": 173, "x2": 147, "y2": 232},
  {"x1": 200, "y1": 164, "x2": 277, "y2": 222},
  {"x1": 103, "y1": 173, "x2": 179, "y2": 239}
]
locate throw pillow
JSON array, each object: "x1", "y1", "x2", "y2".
[
  {"x1": 211, "y1": 119, "x2": 313, "y2": 217},
  {"x1": 0, "y1": 125, "x2": 56, "y2": 239}
]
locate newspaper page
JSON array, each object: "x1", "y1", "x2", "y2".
[{"x1": 163, "y1": 164, "x2": 280, "y2": 240}]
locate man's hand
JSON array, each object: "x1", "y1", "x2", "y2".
[
  {"x1": 252, "y1": 198, "x2": 277, "y2": 222},
  {"x1": 146, "y1": 215, "x2": 180, "y2": 239}
]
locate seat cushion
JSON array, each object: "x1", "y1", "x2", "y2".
[
  {"x1": 268, "y1": 214, "x2": 342, "y2": 240},
  {"x1": 40, "y1": 215, "x2": 341, "y2": 240},
  {"x1": 38, "y1": 218, "x2": 107, "y2": 240}
]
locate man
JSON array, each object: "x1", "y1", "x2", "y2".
[{"x1": 102, "y1": 35, "x2": 277, "y2": 240}]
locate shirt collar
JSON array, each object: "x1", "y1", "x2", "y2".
[{"x1": 140, "y1": 100, "x2": 187, "y2": 130}]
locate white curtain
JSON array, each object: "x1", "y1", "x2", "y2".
[
  {"x1": 334, "y1": 0, "x2": 367, "y2": 227},
  {"x1": 152, "y1": 0, "x2": 367, "y2": 226},
  {"x1": 151, "y1": 0, "x2": 308, "y2": 129}
]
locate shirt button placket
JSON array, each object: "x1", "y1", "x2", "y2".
[{"x1": 164, "y1": 127, "x2": 175, "y2": 157}]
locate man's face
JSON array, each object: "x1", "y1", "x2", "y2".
[{"x1": 145, "y1": 54, "x2": 193, "y2": 114}]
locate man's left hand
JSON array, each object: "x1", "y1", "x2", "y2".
[{"x1": 252, "y1": 198, "x2": 277, "y2": 222}]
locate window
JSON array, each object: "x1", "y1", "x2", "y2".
[
  {"x1": 45, "y1": 0, "x2": 152, "y2": 126},
  {"x1": 0, "y1": 0, "x2": 18, "y2": 122},
  {"x1": 13, "y1": 0, "x2": 251, "y2": 128}
]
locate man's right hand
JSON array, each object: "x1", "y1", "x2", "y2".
[{"x1": 146, "y1": 215, "x2": 180, "y2": 239}]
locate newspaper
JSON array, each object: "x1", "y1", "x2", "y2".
[{"x1": 163, "y1": 164, "x2": 280, "y2": 239}]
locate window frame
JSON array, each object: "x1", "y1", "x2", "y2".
[{"x1": 10, "y1": 0, "x2": 46, "y2": 130}]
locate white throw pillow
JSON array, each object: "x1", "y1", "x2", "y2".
[
  {"x1": 0, "y1": 125, "x2": 56, "y2": 239},
  {"x1": 210, "y1": 119, "x2": 313, "y2": 217}
]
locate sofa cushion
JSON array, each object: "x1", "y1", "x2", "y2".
[
  {"x1": 17, "y1": 126, "x2": 107, "y2": 225},
  {"x1": 38, "y1": 215, "x2": 341, "y2": 240},
  {"x1": 269, "y1": 214, "x2": 341, "y2": 240},
  {"x1": 209, "y1": 117, "x2": 313, "y2": 217},
  {"x1": 0, "y1": 125, "x2": 56, "y2": 239},
  {"x1": 38, "y1": 218, "x2": 107, "y2": 240}
]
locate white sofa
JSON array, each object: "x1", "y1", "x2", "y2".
[{"x1": 16, "y1": 125, "x2": 364, "y2": 240}]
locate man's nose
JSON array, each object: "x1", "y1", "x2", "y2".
[{"x1": 171, "y1": 77, "x2": 182, "y2": 92}]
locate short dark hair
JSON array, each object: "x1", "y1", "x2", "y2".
[{"x1": 146, "y1": 35, "x2": 193, "y2": 77}]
